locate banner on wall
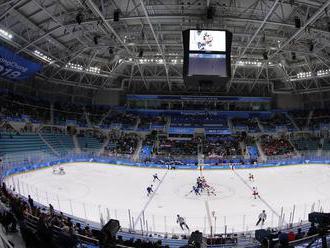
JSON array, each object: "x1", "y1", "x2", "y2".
[{"x1": 0, "y1": 46, "x2": 43, "y2": 80}]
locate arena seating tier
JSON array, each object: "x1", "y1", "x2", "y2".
[
  {"x1": 310, "y1": 109, "x2": 330, "y2": 130},
  {"x1": 0, "y1": 132, "x2": 50, "y2": 155},
  {"x1": 289, "y1": 110, "x2": 310, "y2": 130},
  {"x1": 260, "y1": 113, "x2": 296, "y2": 132},
  {"x1": 231, "y1": 117, "x2": 260, "y2": 132},
  {"x1": 41, "y1": 133, "x2": 75, "y2": 155},
  {"x1": 291, "y1": 137, "x2": 320, "y2": 151},
  {"x1": 77, "y1": 134, "x2": 104, "y2": 152}
]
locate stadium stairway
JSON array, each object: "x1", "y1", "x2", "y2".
[
  {"x1": 38, "y1": 133, "x2": 61, "y2": 156},
  {"x1": 240, "y1": 141, "x2": 249, "y2": 159},
  {"x1": 256, "y1": 117, "x2": 264, "y2": 132},
  {"x1": 98, "y1": 135, "x2": 110, "y2": 156},
  {"x1": 4, "y1": 122, "x2": 20, "y2": 133},
  {"x1": 97, "y1": 109, "x2": 112, "y2": 126},
  {"x1": 288, "y1": 137, "x2": 301, "y2": 156},
  {"x1": 132, "y1": 138, "x2": 143, "y2": 161},
  {"x1": 39, "y1": 132, "x2": 75, "y2": 155},
  {"x1": 73, "y1": 134, "x2": 81, "y2": 153},
  {"x1": 318, "y1": 138, "x2": 325, "y2": 156},
  {"x1": 306, "y1": 110, "x2": 314, "y2": 129},
  {"x1": 227, "y1": 118, "x2": 234, "y2": 131},
  {"x1": 134, "y1": 118, "x2": 140, "y2": 131},
  {"x1": 285, "y1": 113, "x2": 299, "y2": 131},
  {"x1": 256, "y1": 140, "x2": 266, "y2": 162}
]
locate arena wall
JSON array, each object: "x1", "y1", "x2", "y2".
[{"x1": 92, "y1": 89, "x2": 121, "y2": 106}]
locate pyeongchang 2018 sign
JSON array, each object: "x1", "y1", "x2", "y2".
[{"x1": 0, "y1": 46, "x2": 42, "y2": 81}]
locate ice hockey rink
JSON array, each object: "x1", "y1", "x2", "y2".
[{"x1": 5, "y1": 162, "x2": 330, "y2": 235}]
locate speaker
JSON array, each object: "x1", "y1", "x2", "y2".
[
  {"x1": 206, "y1": 7, "x2": 214, "y2": 19},
  {"x1": 138, "y1": 49, "x2": 144, "y2": 58},
  {"x1": 101, "y1": 219, "x2": 120, "y2": 238},
  {"x1": 308, "y1": 212, "x2": 330, "y2": 226},
  {"x1": 114, "y1": 9, "x2": 120, "y2": 22},
  {"x1": 294, "y1": 17, "x2": 301, "y2": 28},
  {"x1": 263, "y1": 51, "x2": 268, "y2": 60}
]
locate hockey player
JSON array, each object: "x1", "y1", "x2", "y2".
[
  {"x1": 191, "y1": 185, "x2": 201, "y2": 196},
  {"x1": 146, "y1": 185, "x2": 154, "y2": 197},
  {"x1": 59, "y1": 166, "x2": 65, "y2": 175},
  {"x1": 176, "y1": 214, "x2": 189, "y2": 231},
  {"x1": 196, "y1": 177, "x2": 203, "y2": 191},
  {"x1": 249, "y1": 173, "x2": 254, "y2": 182},
  {"x1": 252, "y1": 187, "x2": 259, "y2": 199},
  {"x1": 153, "y1": 173, "x2": 160, "y2": 182},
  {"x1": 256, "y1": 210, "x2": 267, "y2": 226},
  {"x1": 206, "y1": 186, "x2": 216, "y2": 196}
]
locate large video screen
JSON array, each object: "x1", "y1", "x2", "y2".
[
  {"x1": 189, "y1": 30, "x2": 226, "y2": 52},
  {"x1": 188, "y1": 53, "x2": 227, "y2": 76}
]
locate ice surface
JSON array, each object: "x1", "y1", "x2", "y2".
[{"x1": 6, "y1": 163, "x2": 330, "y2": 235}]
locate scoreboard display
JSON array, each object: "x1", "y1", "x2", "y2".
[
  {"x1": 189, "y1": 30, "x2": 226, "y2": 52},
  {"x1": 183, "y1": 29, "x2": 232, "y2": 79}
]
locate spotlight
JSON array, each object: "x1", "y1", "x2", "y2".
[
  {"x1": 114, "y1": 9, "x2": 120, "y2": 22},
  {"x1": 294, "y1": 16, "x2": 301, "y2": 28},
  {"x1": 76, "y1": 12, "x2": 83, "y2": 25}
]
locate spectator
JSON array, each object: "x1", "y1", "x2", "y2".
[
  {"x1": 307, "y1": 223, "x2": 318, "y2": 236},
  {"x1": 28, "y1": 195, "x2": 34, "y2": 209},
  {"x1": 295, "y1": 228, "x2": 305, "y2": 240},
  {"x1": 287, "y1": 230, "x2": 296, "y2": 242}
]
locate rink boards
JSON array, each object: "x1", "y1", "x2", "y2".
[{"x1": 4, "y1": 162, "x2": 330, "y2": 235}]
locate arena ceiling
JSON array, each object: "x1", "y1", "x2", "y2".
[{"x1": 1, "y1": 0, "x2": 330, "y2": 96}]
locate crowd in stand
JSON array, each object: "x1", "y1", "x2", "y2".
[
  {"x1": 260, "y1": 135, "x2": 295, "y2": 157},
  {"x1": 103, "y1": 132, "x2": 139, "y2": 155},
  {"x1": 0, "y1": 182, "x2": 174, "y2": 248},
  {"x1": 203, "y1": 135, "x2": 241, "y2": 159},
  {"x1": 0, "y1": 182, "x2": 99, "y2": 248},
  {"x1": 262, "y1": 223, "x2": 324, "y2": 247},
  {"x1": 157, "y1": 137, "x2": 198, "y2": 156}
]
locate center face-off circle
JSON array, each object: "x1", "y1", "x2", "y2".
[{"x1": 174, "y1": 182, "x2": 236, "y2": 200}]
